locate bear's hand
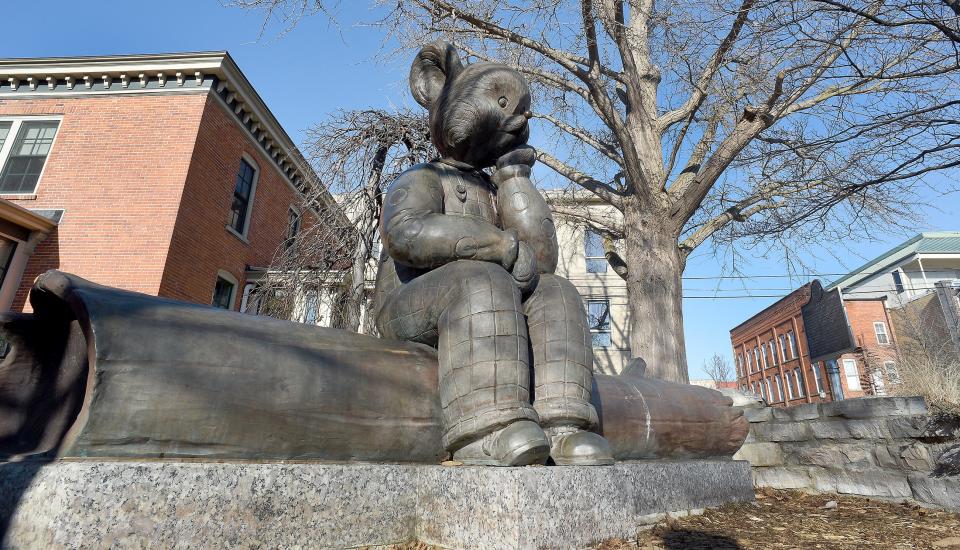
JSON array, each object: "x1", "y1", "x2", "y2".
[
  {"x1": 492, "y1": 145, "x2": 536, "y2": 189},
  {"x1": 495, "y1": 144, "x2": 537, "y2": 170},
  {"x1": 511, "y1": 241, "x2": 539, "y2": 292}
]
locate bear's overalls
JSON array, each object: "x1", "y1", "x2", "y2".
[{"x1": 374, "y1": 161, "x2": 598, "y2": 452}]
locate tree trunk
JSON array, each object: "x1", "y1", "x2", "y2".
[
  {"x1": 343, "y1": 143, "x2": 390, "y2": 332},
  {"x1": 623, "y1": 210, "x2": 689, "y2": 383},
  {"x1": 344, "y1": 228, "x2": 371, "y2": 332}
]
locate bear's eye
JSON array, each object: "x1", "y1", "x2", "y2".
[{"x1": 498, "y1": 96, "x2": 509, "y2": 108}]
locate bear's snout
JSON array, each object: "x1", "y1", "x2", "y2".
[{"x1": 501, "y1": 114, "x2": 529, "y2": 135}]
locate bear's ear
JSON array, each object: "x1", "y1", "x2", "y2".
[{"x1": 409, "y1": 41, "x2": 463, "y2": 108}]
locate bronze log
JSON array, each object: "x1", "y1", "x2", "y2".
[{"x1": 0, "y1": 271, "x2": 746, "y2": 462}]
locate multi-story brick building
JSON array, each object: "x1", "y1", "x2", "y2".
[
  {"x1": 0, "y1": 52, "x2": 333, "y2": 312},
  {"x1": 730, "y1": 280, "x2": 899, "y2": 407}
]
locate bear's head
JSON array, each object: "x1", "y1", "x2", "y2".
[{"x1": 409, "y1": 41, "x2": 531, "y2": 169}]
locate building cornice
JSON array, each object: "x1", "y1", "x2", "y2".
[
  {"x1": 729, "y1": 283, "x2": 813, "y2": 338},
  {"x1": 0, "y1": 51, "x2": 332, "y2": 213}
]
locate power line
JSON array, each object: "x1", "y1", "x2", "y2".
[
  {"x1": 682, "y1": 274, "x2": 844, "y2": 280},
  {"x1": 680, "y1": 281, "x2": 957, "y2": 300},
  {"x1": 681, "y1": 268, "x2": 950, "y2": 280}
]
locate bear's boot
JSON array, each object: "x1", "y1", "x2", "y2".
[{"x1": 524, "y1": 274, "x2": 614, "y2": 465}]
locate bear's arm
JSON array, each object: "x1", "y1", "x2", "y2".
[
  {"x1": 381, "y1": 165, "x2": 519, "y2": 270},
  {"x1": 493, "y1": 166, "x2": 559, "y2": 274}
]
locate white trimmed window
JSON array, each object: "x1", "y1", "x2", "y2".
[
  {"x1": 794, "y1": 367, "x2": 805, "y2": 397},
  {"x1": 812, "y1": 362, "x2": 825, "y2": 395},
  {"x1": 212, "y1": 271, "x2": 238, "y2": 310},
  {"x1": 0, "y1": 118, "x2": 61, "y2": 195},
  {"x1": 303, "y1": 289, "x2": 319, "y2": 325},
  {"x1": 769, "y1": 340, "x2": 778, "y2": 365},
  {"x1": 785, "y1": 371, "x2": 795, "y2": 400},
  {"x1": 874, "y1": 322, "x2": 890, "y2": 345},
  {"x1": 765, "y1": 378, "x2": 774, "y2": 402},
  {"x1": 587, "y1": 299, "x2": 612, "y2": 347},
  {"x1": 584, "y1": 229, "x2": 607, "y2": 273},
  {"x1": 787, "y1": 331, "x2": 798, "y2": 359},
  {"x1": 775, "y1": 374, "x2": 784, "y2": 402},
  {"x1": 843, "y1": 358, "x2": 862, "y2": 391}
]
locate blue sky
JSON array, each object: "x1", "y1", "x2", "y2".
[{"x1": 5, "y1": 1, "x2": 958, "y2": 378}]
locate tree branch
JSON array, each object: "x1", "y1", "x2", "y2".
[
  {"x1": 532, "y1": 112, "x2": 623, "y2": 165},
  {"x1": 657, "y1": 0, "x2": 756, "y2": 132},
  {"x1": 536, "y1": 149, "x2": 625, "y2": 207}
]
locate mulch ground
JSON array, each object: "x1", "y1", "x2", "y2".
[
  {"x1": 597, "y1": 488, "x2": 960, "y2": 549},
  {"x1": 389, "y1": 489, "x2": 960, "y2": 549}
]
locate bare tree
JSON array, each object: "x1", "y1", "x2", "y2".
[
  {"x1": 235, "y1": 0, "x2": 960, "y2": 383},
  {"x1": 253, "y1": 109, "x2": 435, "y2": 331},
  {"x1": 704, "y1": 353, "x2": 733, "y2": 386}
]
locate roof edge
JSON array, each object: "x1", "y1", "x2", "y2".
[{"x1": 728, "y1": 283, "x2": 814, "y2": 335}]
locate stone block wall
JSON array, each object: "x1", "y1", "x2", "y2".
[{"x1": 734, "y1": 396, "x2": 960, "y2": 510}]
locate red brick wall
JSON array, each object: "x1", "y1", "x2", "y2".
[
  {"x1": 837, "y1": 299, "x2": 899, "y2": 396},
  {"x1": 159, "y1": 94, "x2": 303, "y2": 309},
  {"x1": 0, "y1": 93, "x2": 207, "y2": 310}
]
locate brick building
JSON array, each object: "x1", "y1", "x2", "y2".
[
  {"x1": 0, "y1": 52, "x2": 333, "y2": 312},
  {"x1": 730, "y1": 281, "x2": 899, "y2": 407}
]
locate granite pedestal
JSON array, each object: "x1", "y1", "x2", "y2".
[{"x1": 0, "y1": 459, "x2": 752, "y2": 549}]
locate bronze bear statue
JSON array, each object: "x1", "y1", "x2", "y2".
[{"x1": 373, "y1": 41, "x2": 614, "y2": 466}]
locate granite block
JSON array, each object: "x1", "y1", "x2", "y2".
[
  {"x1": 908, "y1": 475, "x2": 960, "y2": 511},
  {"x1": 743, "y1": 407, "x2": 773, "y2": 423},
  {"x1": 809, "y1": 419, "x2": 890, "y2": 440},
  {"x1": 771, "y1": 403, "x2": 821, "y2": 422},
  {"x1": 752, "y1": 421, "x2": 814, "y2": 442},
  {"x1": 0, "y1": 461, "x2": 419, "y2": 549},
  {"x1": 734, "y1": 443, "x2": 784, "y2": 466},
  {"x1": 751, "y1": 466, "x2": 813, "y2": 490},
  {"x1": 791, "y1": 442, "x2": 875, "y2": 469},
  {"x1": 887, "y1": 415, "x2": 929, "y2": 439},
  {"x1": 418, "y1": 460, "x2": 754, "y2": 549},
  {"x1": 808, "y1": 467, "x2": 912, "y2": 499},
  {"x1": 820, "y1": 397, "x2": 927, "y2": 420},
  {"x1": 1, "y1": 459, "x2": 754, "y2": 550}
]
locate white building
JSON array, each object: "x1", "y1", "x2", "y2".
[
  {"x1": 548, "y1": 192, "x2": 631, "y2": 374},
  {"x1": 827, "y1": 232, "x2": 960, "y2": 306}
]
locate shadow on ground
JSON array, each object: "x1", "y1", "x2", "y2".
[{"x1": 661, "y1": 529, "x2": 742, "y2": 549}]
